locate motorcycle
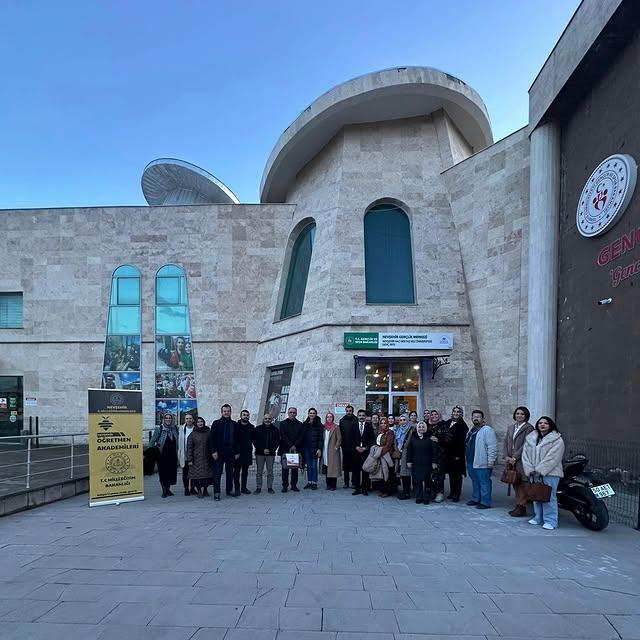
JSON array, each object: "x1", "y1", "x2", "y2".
[{"x1": 557, "y1": 454, "x2": 613, "y2": 531}]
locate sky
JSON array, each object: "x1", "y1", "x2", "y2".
[{"x1": 0, "y1": 0, "x2": 580, "y2": 209}]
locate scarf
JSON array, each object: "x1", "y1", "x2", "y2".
[
  {"x1": 395, "y1": 423, "x2": 411, "y2": 449},
  {"x1": 324, "y1": 420, "x2": 336, "y2": 432}
]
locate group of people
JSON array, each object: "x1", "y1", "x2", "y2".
[{"x1": 149, "y1": 402, "x2": 566, "y2": 529}]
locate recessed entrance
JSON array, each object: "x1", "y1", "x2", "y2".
[
  {"x1": 0, "y1": 376, "x2": 23, "y2": 437},
  {"x1": 364, "y1": 359, "x2": 421, "y2": 415}
]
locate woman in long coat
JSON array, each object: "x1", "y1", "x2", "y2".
[
  {"x1": 503, "y1": 406, "x2": 534, "y2": 517},
  {"x1": 150, "y1": 413, "x2": 179, "y2": 497},
  {"x1": 442, "y1": 406, "x2": 469, "y2": 502},
  {"x1": 321, "y1": 412, "x2": 342, "y2": 490},
  {"x1": 187, "y1": 416, "x2": 214, "y2": 498}
]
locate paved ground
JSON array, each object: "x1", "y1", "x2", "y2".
[{"x1": 1, "y1": 476, "x2": 640, "y2": 640}]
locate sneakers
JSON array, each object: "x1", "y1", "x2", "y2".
[
  {"x1": 528, "y1": 518, "x2": 541, "y2": 525},
  {"x1": 466, "y1": 500, "x2": 479, "y2": 506},
  {"x1": 268, "y1": 488, "x2": 275, "y2": 494},
  {"x1": 303, "y1": 483, "x2": 313, "y2": 489},
  {"x1": 476, "y1": 504, "x2": 491, "y2": 510},
  {"x1": 542, "y1": 523, "x2": 556, "y2": 530},
  {"x1": 434, "y1": 493, "x2": 444, "y2": 503}
]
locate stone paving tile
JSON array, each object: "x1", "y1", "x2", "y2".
[
  {"x1": 0, "y1": 599, "x2": 58, "y2": 622},
  {"x1": 150, "y1": 603, "x2": 243, "y2": 627},
  {"x1": 2, "y1": 621, "x2": 103, "y2": 640},
  {"x1": 237, "y1": 605, "x2": 279, "y2": 629},
  {"x1": 448, "y1": 592, "x2": 501, "y2": 612},
  {"x1": 485, "y1": 612, "x2": 619, "y2": 638},
  {"x1": 369, "y1": 590, "x2": 416, "y2": 609},
  {"x1": 395, "y1": 609, "x2": 495, "y2": 635},
  {"x1": 322, "y1": 608, "x2": 399, "y2": 633},
  {"x1": 98, "y1": 602, "x2": 162, "y2": 625},
  {"x1": 225, "y1": 630, "x2": 278, "y2": 640},
  {"x1": 540, "y1": 589, "x2": 640, "y2": 614},
  {"x1": 279, "y1": 606, "x2": 322, "y2": 630},
  {"x1": 178, "y1": 628, "x2": 228, "y2": 640},
  {"x1": 490, "y1": 593, "x2": 554, "y2": 613},
  {"x1": 276, "y1": 632, "x2": 336, "y2": 640},
  {"x1": 96, "y1": 624, "x2": 198, "y2": 640},
  {"x1": 285, "y1": 588, "x2": 371, "y2": 609},
  {"x1": 405, "y1": 591, "x2": 456, "y2": 610},
  {"x1": 37, "y1": 600, "x2": 118, "y2": 624}
]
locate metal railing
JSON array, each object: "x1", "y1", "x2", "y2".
[
  {"x1": 0, "y1": 429, "x2": 155, "y2": 496},
  {"x1": 564, "y1": 437, "x2": 640, "y2": 529}
]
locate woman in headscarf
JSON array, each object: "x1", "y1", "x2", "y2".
[
  {"x1": 407, "y1": 421, "x2": 440, "y2": 504},
  {"x1": 150, "y1": 412, "x2": 179, "y2": 497},
  {"x1": 321, "y1": 412, "x2": 342, "y2": 490},
  {"x1": 186, "y1": 416, "x2": 214, "y2": 498},
  {"x1": 377, "y1": 416, "x2": 397, "y2": 497},
  {"x1": 395, "y1": 413, "x2": 414, "y2": 500},
  {"x1": 443, "y1": 406, "x2": 469, "y2": 502},
  {"x1": 427, "y1": 410, "x2": 447, "y2": 503}
]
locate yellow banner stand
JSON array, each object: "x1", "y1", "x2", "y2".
[{"x1": 88, "y1": 388, "x2": 144, "y2": 507}]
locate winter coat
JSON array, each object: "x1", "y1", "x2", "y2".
[
  {"x1": 236, "y1": 420, "x2": 255, "y2": 465},
  {"x1": 442, "y1": 418, "x2": 469, "y2": 475},
  {"x1": 208, "y1": 418, "x2": 240, "y2": 456},
  {"x1": 186, "y1": 426, "x2": 214, "y2": 480},
  {"x1": 150, "y1": 425, "x2": 179, "y2": 453},
  {"x1": 322, "y1": 427, "x2": 342, "y2": 478},
  {"x1": 339, "y1": 414, "x2": 358, "y2": 452},
  {"x1": 303, "y1": 416, "x2": 324, "y2": 453},
  {"x1": 503, "y1": 422, "x2": 534, "y2": 476},
  {"x1": 467, "y1": 424, "x2": 498, "y2": 469},
  {"x1": 177, "y1": 424, "x2": 194, "y2": 468},
  {"x1": 252, "y1": 423, "x2": 280, "y2": 456},
  {"x1": 377, "y1": 429, "x2": 396, "y2": 456},
  {"x1": 407, "y1": 432, "x2": 438, "y2": 471},
  {"x1": 399, "y1": 426, "x2": 416, "y2": 477},
  {"x1": 277, "y1": 418, "x2": 305, "y2": 457},
  {"x1": 522, "y1": 430, "x2": 565, "y2": 478},
  {"x1": 363, "y1": 445, "x2": 393, "y2": 481}
]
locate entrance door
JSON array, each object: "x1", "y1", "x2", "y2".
[
  {"x1": 0, "y1": 376, "x2": 23, "y2": 437},
  {"x1": 365, "y1": 359, "x2": 420, "y2": 415}
]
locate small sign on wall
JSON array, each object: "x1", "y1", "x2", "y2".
[{"x1": 25, "y1": 397, "x2": 37, "y2": 407}]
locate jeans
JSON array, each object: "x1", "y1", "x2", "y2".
[
  {"x1": 255, "y1": 455, "x2": 274, "y2": 489},
  {"x1": 305, "y1": 449, "x2": 318, "y2": 483},
  {"x1": 468, "y1": 464, "x2": 492, "y2": 506},
  {"x1": 533, "y1": 475, "x2": 561, "y2": 527}
]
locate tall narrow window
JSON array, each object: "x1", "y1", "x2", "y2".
[
  {"x1": 280, "y1": 222, "x2": 316, "y2": 319},
  {"x1": 364, "y1": 203, "x2": 415, "y2": 303},
  {"x1": 102, "y1": 266, "x2": 141, "y2": 390},
  {"x1": 155, "y1": 265, "x2": 197, "y2": 427},
  {"x1": 0, "y1": 293, "x2": 23, "y2": 328}
]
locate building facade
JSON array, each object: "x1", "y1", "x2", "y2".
[{"x1": 0, "y1": 0, "x2": 637, "y2": 446}]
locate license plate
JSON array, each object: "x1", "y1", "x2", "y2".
[{"x1": 591, "y1": 483, "x2": 615, "y2": 498}]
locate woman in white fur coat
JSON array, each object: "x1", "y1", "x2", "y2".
[{"x1": 522, "y1": 416, "x2": 565, "y2": 530}]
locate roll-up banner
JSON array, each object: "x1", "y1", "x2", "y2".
[{"x1": 88, "y1": 388, "x2": 144, "y2": 507}]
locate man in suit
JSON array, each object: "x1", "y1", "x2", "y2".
[
  {"x1": 351, "y1": 409, "x2": 374, "y2": 496},
  {"x1": 209, "y1": 404, "x2": 240, "y2": 500}
]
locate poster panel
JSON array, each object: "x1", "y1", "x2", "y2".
[
  {"x1": 155, "y1": 373, "x2": 196, "y2": 398},
  {"x1": 103, "y1": 335, "x2": 141, "y2": 371},
  {"x1": 262, "y1": 365, "x2": 293, "y2": 423},
  {"x1": 155, "y1": 336, "x2": 194, "y2": 371},
  {"x1": 88, "y1": 388, "x2": 144, "y2": 507},
  {"x1": 103, "y1": 372, "x2": 141, "y2": 390}
]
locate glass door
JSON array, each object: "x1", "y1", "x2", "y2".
[
  {"x1": 365, "y1": 360, "x2": 420, "y2": 415},
  {"x1": 0, "y1": 376, "x2": 23, "y2": 438}
]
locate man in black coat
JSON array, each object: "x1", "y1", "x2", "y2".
[
  {"x1": 339, "y1": 405, "x2": 358, "y2": 488},
  {"x1": 235, "y1": 409, "x2": 255, "y2": 495},
  {"x1": 277, "y1": 407, "x2": 304, "y2": 492},
  {"x1": 252, "y1": 414, "x2": 280, "y2": 494},
  {"x1": 351, "y1": 409, "x2": 374, "y2": 495},
  {"x1": 442, "y1": 406, "x2": 469, "y2": 502},
  {"x1": 209, "y1": 404, "x2": 240, "y2": 500}
]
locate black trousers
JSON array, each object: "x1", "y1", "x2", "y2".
[
  {"x1": 448, "y1": 471, "x2": 463, "y2": 498},
  {"x1": 431, "y1": 467, "x2": 444, "y2": 494},
  {"x1": 234, "y1": 462, "x2": 250, "y2": 490},
  {"x1": 412, "y1": 466, "x2": 432, "y2": 502},
  {"x1": 282, "y1": 465, "x2": 299, "y2": 489},
  {"x1": 352, "y1": 451, "x2": 370, "y2": 490},
  {"x1": 182, "y1": 465, "x2": 192, "y2": 491},
  {"x1": 213, "y1": 451, "x2": 235, "y2": 494},
  {"x1": 343, "y1": 450, "x2": 355, "y2": 486},
  {"x1": 326, "y1": 477, "x2": 337, "y2": 489},
  {"x1": 383, "y1": 467, "x2": 397, "y2": 494}
]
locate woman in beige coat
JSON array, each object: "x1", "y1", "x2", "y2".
[
  {"x1": 503, "y1": 406, "x2": 534, "y2": 517},
  {"x1": 522, "y1": 416, "x2": 565, "y2": 530},
  {"x1": 322, "y1": 412, "x2": 342, "y2": 490}
]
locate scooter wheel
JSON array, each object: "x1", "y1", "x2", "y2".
[{"x1": 571, "y1": 486, "x2": 610, "y2": 531}]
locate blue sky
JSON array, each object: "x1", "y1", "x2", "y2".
[{"x1": 0, "y1": 0, "x2": 579, "y2": 208}]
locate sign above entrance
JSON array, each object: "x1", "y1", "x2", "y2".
[
  {"x1": 344, "y1": 332, "x2": 453, "y2": 350},
  {"x1": 576, "y1": 154, "x2": 637, "y2": 238}
]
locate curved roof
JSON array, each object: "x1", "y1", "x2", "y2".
[
  {"x1": 142, "y1": 158, "x2": 239, "y2": 205},
  {"x1": 260, "y1": 66, "x2": 493, "y2": 203}
]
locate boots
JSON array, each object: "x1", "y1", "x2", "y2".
[{"x1": 509, "y1": 504, "x2": 527, "y2": 517}]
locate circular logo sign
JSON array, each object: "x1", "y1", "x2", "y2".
[
  {"x1": 576, "y1": 154, "x2": 637, "y2": 238},
  {"x1": 109, "y1": 393, "x2": 124, "y2": 406},
  {"x1": 105, "y1": 452, "x2": 131, "y2": 475}
]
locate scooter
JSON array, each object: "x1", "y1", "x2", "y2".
[{"x1": 557, "y1": 454, "x2": 613, "y2": 531}]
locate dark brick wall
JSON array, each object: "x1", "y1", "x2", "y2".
[{"x1": 558, "y1": 29, "x2": 640, "y2": 441}]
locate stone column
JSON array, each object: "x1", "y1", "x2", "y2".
[{"x1": 527, "y1": 122, "x2": 560, "y2": 420}]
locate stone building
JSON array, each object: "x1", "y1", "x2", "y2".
[{"x1": 1, "y1": 0, "x2": 638, "y2": 447}]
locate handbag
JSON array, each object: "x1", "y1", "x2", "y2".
[
  {"x1": 284, "y1": 453, "x2": 301, "y2": 468},
  {"x1": 500, "y1": 463, "x2": 521, "y2": 486},
  {"x1": 525, "y1": 477, "x2": 552, "y2": 503}
]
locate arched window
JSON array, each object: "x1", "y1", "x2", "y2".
[
  {"x1": 364, "y1": 203, "x2": 415, "y2": 304},
  {"x1": 280, "y1": 222, "x2": 316, "y2": 319},
  {"x1": 102, "y1": 265, "x2": 141, "y2": 390},
  {"x1": 155, "y1": 264, "x2": 198, "y2": 426}
]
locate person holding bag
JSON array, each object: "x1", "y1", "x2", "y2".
[
  {"x1": 522, "y1": 416, "x2": 565, "y2": 530},
  {"x1": 502, "y1": 406, "x2": 534, "y2": 517}
]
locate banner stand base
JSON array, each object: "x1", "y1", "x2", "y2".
[{"x1": 89, "y1": 495, "x2": 144, "y2": 508}]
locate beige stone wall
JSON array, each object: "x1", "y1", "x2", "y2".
[{"x1": 442, "y1": 127, "x2": 530, "y2": 435}]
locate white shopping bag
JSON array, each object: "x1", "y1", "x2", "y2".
[{"x1": 284, "y1": 453, "x2": 301, "y2": 468}]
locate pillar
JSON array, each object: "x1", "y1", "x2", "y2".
[{"x1": 527, "y1": 122, "x2": 561, "y2": 420}]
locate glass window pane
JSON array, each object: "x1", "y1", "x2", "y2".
[
  {"x1": 0, "y1": 293, "x2": 23, "y2": 328},
  {"x1": 281, "y1": 223, "x2": 315, "y2": 319},
  {"x1": 365, "y1": 360, "x2": 390, "y2": 392},
  {"x1": 391, "y1": 361, "x2": 420, "y2": 392},
  {"x1": 365, "y1": 394, "x2": 388, "y2": 415},
  {"x1": 157, "y1": 265, "x2": 184, "y2": 277},
  {"x1": 113, "y1": 265, "x2": 140, "y2": 277},
  {"x1": 108, "y1": 307, "x2": 140, "y2": 334},
  {"x1": 156, "y1": 306, "x2": 190, "y2": 335},
  {"x1": 157, "y1": 277, "x2": 180, "y2": 304},
  {"x1": 180, "y1": 277, "x2": 188, "y2": 305},
  {"x1": 364, "y1": 205, "x2": 415, "y2": 304},
  {"x1": 117, "y1": 278, "x2": 140, "y2": 305},
  {"x1": 391, "y1": 395, "x2": 418, "y2": 416}
]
